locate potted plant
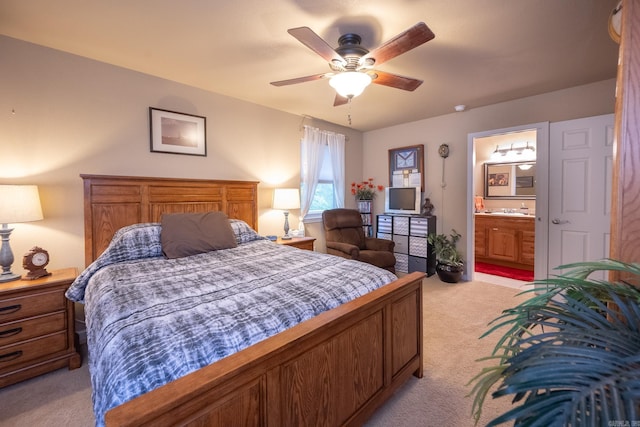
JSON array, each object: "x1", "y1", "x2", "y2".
[
  {"x1": 351, "y1": 178, "x2": 384, "y2": 200},
  {"x1": 427, "y1": 229, "x2": 464, "y2": 283},
  {"x1": 469, "y1": 259, "x2": 640, "y2": 426}
]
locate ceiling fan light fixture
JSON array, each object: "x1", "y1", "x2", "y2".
[{"x1": 329, "y1": 72, "x2": 372, "y2": 98}]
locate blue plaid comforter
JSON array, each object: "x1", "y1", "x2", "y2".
[{"x1": 66, "y1": 221, "x2": 397, "y2": 426}]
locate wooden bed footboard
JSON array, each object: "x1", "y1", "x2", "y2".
[{"x1": 105, "y1": 271, "x2": 424, "y2": 426}]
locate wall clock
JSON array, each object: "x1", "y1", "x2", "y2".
[
  {"x1": 22, "y1": 246, "x2": 52, "y2": 280},
  {"x1": 438, "y1": 144, "x2": 450, "y2": 158},
  {"x1": 388, "y1": 144, "x2": 424, "y2": 191}
]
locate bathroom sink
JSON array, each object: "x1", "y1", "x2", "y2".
[{"x1": 487, "y1": 211, "x2": 529, "y2": 216}]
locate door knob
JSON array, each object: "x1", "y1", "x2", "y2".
[{"x1": 551, "y1": 218, "x2": 569, "y2": 225}]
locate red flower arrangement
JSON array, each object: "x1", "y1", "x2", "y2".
[{"x1": 351, "y1": 178, "x2": 384, "y2": 200}]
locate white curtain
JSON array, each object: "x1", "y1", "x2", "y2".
[
  {"x1": 300, "y1": 125, "x2": 345, "y2": 219},
  {"x1": 327, "y1": 131, "x2": 345, "y2": 208}
]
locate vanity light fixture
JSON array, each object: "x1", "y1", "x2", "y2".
[
  {"x1": 490, "y1": 145, "x2": 503, "y2": 160},
  {"x1": 490, "y1": 142, "x2": 536, "y2": 161}
]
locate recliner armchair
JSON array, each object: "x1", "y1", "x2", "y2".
[{"x1": 322, "y1": 208, "x2": 396, "y2": 273}]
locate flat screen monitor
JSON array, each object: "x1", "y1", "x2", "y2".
[{"x1": 384, "y1": 187, "x2": 421, "y2": 215}]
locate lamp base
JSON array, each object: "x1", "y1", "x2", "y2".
[
  {"x1": 0, "y1": 272, "x2": 21, "y2": 283},
  {"x1": 282, "y1": 211, "x2": 291, "y2": 240},
  {"x1": 0, "y1": 225, "x2": 20, "y2": 283}
]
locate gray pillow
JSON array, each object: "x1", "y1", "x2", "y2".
[{"x1": 161, "y1": 211, "x2": 238, "y2": 259}]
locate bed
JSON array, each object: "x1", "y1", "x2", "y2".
[{"x1": 74, "y1": 174, "x2": 424, "y2": 426}]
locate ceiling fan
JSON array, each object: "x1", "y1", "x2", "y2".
[{"x1": 270, "y1": 22, "x2": 435, "y2": 106}]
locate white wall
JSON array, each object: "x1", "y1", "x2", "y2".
[
  {"x1": 363, "y1": 78, "x2": 616, "y2": 263},
  {"x1": 0, "y1": 35, "x2": 363, "y2": 271}
]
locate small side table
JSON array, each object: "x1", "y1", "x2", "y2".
[
  {"x1": 276, "y1": 236, "x2": 316, "y2": 251},
  {"x1": 0, "y1": 268, "x2": 81, "y2": 388}
]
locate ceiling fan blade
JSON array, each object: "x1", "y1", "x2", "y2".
[
  {"x1": 288, "y1": 27, "x2": 347, "y2": 66},
  {"x1": 333, "y1": 94, "x2": 349, "y2": 107},
  {"x1": 270, "y1": 73, "x2": 329, "y2": 87},
  {"x1": 359, "y1": 22, "x2": 435, "y2": 68},
  {"x1": 371, "y1": 70, "x2": 423, "y2": 91}
]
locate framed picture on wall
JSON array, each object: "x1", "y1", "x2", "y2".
[
  {"x1": 388, "y1": 144, "x2": 424, "y2": 191},
  {"x1": 484, "y1": 162, "x2": 536, "y2": 199},
  {"x1": 149, "y1": 107, "x2": 207, "y2": 156}
]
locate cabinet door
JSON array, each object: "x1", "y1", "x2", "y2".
[
  {"x1": 409, "y1": 217, "x2": 429, "y2": 237},
  {"x1": 408, "y1": 256, "x2": 427, "y2": 273},
  {"x1": 377, "y1": 215, "x2": 392, "y2": 234},
  {"x1": 393, "y1": 216, "x2": 409, "y2": 236},
  {"x1": 520, "y1": 230, "x2": 535, "y2": 266},
  {"x1": 487, "y1": 227, "x2": 518, "y2": 262},
  {"x1": 475, "y1": 218, "x2": 487, "y2": 257},
  {"x1": 395, "y1": 253, "x2": 408, "y2": 273},
  {"x1": 393, "y1": 235, "x2": 409, "y2": 254},
  {"x1": 409, "y1": 236, "x2": 428, "y2": 257}
]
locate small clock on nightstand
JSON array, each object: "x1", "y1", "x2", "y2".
[{"x1": 22, "y1": 246, "x2": 52, "y2": 280}]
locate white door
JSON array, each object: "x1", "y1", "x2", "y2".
[{"x1": 547, "y1": 114, "x2": 614, "y2": 279}]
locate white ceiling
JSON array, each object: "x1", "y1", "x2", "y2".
[{"x1": 0, "y1": 0, "x2": 620, "y2": 132}]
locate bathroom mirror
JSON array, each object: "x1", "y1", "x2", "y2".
[{"x1": 484, "y1": 161, "x2": 536, "y2": 199}]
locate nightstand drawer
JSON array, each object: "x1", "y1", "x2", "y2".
[
  {"x1": 0, "y1": 289, "x2": 66, "y2": 323},
  {"x1": 0, "y1": 331, "x2": 67, "y2": 372},
  {"x1": 276, "y1": 237, "x2": 316, "y2": 251},
  {"x1": 0, "y1": 312, "x2": 66, "y2": 346},
  {"x1": 0, "y1": 268, "x2": 81, "y2": 388}
]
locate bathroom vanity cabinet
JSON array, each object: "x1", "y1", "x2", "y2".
[{"x1": 475, "y1": 214, "x2": 534, "y2": 271}]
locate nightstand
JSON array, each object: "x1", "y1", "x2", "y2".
[
  {"x1": 276, "y1": 236, "x2": 316, "y2": 251},
  {"x1": 0, "y1": 268, "x2": 81, "y2": 388}
]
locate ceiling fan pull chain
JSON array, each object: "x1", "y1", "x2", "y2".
[{"x1": 347, "y1": 98, "x2": 352, "y2": 126}]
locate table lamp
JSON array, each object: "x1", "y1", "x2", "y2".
[
  {"x1": 272, "y1": 188, "x2": 300, "y2": 240},
  {"x1": 0, "y1": 185, "x2": 43, "y2": 282}
]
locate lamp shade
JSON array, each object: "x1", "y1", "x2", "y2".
[
  {"x1": 329, "y1": 72, "x2": 372, "y2": 98},
  {"x1": 272, "y1": 188, "x2": 300, "y2": 210},
  {"x1": 0, "y1": 185, "x2": 44, "y2": 224}
]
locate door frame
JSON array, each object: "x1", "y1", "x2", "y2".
[{"x1": 466, "y1": 122, "x2": 550, "y2": 282}]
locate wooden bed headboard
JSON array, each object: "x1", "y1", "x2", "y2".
[{"x1": 81, "y1": 174, "x2": 259, "y2": 266}]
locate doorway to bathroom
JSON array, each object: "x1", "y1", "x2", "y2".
[
  {"x1": 466, "y1": 122, "x2": 549, "y2": 286},
  {"x1": 467, "y1": 114, "x2": 614, "y2": 286}
]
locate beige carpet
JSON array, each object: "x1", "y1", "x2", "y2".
[
  {"x1": 366, "y1": 275, "x2": 530, "y2": 426},
  {"x1": 0, "y1": 275, "x2": 529, "y2": 427}
]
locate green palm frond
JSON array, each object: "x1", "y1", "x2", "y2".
[{"x1": 470, "y1": 259, "x2": 640, "y2": 426}]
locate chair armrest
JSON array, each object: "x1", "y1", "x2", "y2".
[
  {"x1": 364, "y1": 237, "x2": 395, "y2": 252},
  {"x1": 326, "y1": 241, "x2": 360, "y2": 258}
]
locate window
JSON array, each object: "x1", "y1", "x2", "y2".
[
  {"x1": 300, "y1": 126, "x2": 345, "y2": 221},
  {"x1": 308, "y1": 145, "x2": 336, "y2": 212}
]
